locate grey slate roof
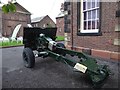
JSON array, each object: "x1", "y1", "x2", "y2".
[{"x1": 31, "y1": 16, "x2": 46, "y2": 23}]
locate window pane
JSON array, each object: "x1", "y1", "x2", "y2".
[
  {"x1": 84, "y1": 21, "x2": 87, "y2": 30},
  {"x1": 96, "y1": 20, "x2": 99, "y2": 29},
  {"x1": 82, "y1": 0, "x2": 99, "y2": 31},
  {"x1": 96, "y1": 0, "x2": 99, "y2": 7},
  {"x1": 88, "y1": 21, "x2": 91, "y2": 29},
  {"x1": 97, "y1": 9, "x2": 99, "y2": 18},
  {"x1": 92, "y1": 10, "x2": 96, "y2": 19},
  {"x1": 83, "y1": 2, "x2": 86, "y2": 10},
  {"x1": 92, "y1": 0, "x2": 95, "y2": 8},
  {"x1": 87, "y1": 1, "x2": 91, "y2": 9},
  {"x1": 84, "y1": 12, "x2": 87, "y2": 20},
  {"x1": 92, "y1": 20, "x2": 95, "y2": 29},
  {"x1": 88, "y1": 11, "x2": 91, "y2": 20}
]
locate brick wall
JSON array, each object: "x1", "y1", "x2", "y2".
[
  {"x1": 0, "y1": 10, "x2": 2, "y2": 37},
  {"x1": 39, "y1": 16, "x2": 56, "y2": 28},
  {"x1": 2, "y1": 12, "x2": 31, "y2": 37},
  {"x1": 56, "y1": 17, "x2": 64, "y2": 36},
  {"x1": 1, "y1": 3, "x2": 31, "y2": 37},
  {"x1": 64, "y1": 2, "x2": 120, "y2": 60},
  {"x1": 31, "y1": 16, "x2": 56, "y2": 28}
]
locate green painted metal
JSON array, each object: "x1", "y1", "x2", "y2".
[
  {"x1": 47, "y1": 50, "x2": 76, "y2": 67},
  {"x1": 46, "y1": 48, "x2": 110, "y2": 87},
  {"x1": 36, "y1": 35, "x2": 110, "y2": 87}
]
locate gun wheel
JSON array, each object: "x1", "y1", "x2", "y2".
[{"x1": 22, "y1": 48, "x2": 35, "y2": 68}]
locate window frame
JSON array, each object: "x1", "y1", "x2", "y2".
[{"x1": 77, "y1": 0, "x2": 102, "y2": 35}]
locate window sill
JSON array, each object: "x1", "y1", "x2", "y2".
[{"x1": 77, "y1": 31, "x2": 102, "y2": 36}]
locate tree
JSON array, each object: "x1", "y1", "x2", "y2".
[{"x1": 0, "y1": 0, "x2": 16, "y2": 13}]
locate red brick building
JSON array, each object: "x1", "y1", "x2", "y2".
[
  {"x1": 0, "y1": 2, "x2": 31, "y2": 37},
  {"x1": 64, "y1": 0, "x2": 120, "y2": 60},
  {"x1": 56, "y1": 3, "x2": 65, "y2": 36},
  {"x1": 56, "y1": 12, "x2": 65, "y2": 36},
  {"x1": 31, "y1": 15, "x2": 56, "y2": 28},
  {"x1": 0, "y1": 7, "x2": 2, "y2": 37}
]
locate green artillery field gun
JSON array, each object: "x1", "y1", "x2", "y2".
[{"x1": 22, "y1": 27, "x2": 110, "y2": 88}]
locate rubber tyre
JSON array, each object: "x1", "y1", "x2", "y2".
[{"x1": 22, "y1": 48, "x2": 35, "y2": 68}]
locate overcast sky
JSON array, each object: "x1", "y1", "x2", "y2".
[{"x1": 1, "y1": 0, "x2": 64, "y2": 23}]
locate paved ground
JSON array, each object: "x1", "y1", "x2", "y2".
[
  {"x1": 0, "y1": 49, "x2": 2, "y2": 89},
  {"x1": 1, "y1": 46, "x2": 120, "y2": 89}
]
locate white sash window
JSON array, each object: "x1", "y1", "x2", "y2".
[{"x1": 80, "y1": 0, "x2": 100, "y2": 33}]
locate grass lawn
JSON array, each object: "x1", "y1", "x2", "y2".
[
  {"x1": 0, "y1": 36, "x2": 64, "y2": 48},
  {"x1": 55, "y1": 36, "x2": 64, "y2": 41},
  {"x1": 0, "y1": 41, "x2": 23, "y2": 48}
]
